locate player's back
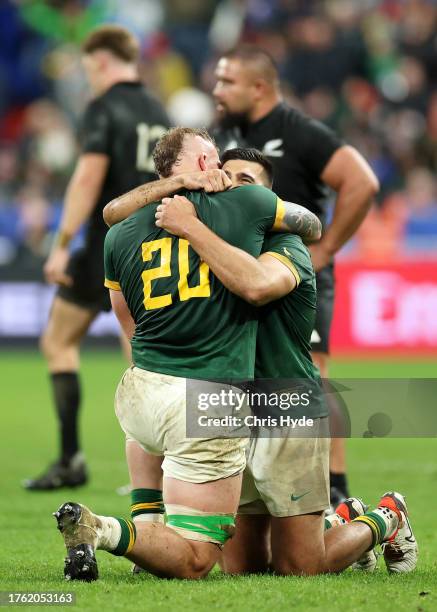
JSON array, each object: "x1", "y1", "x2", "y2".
[
  {"x1": 83, "y1": 82, "x2": 170, "y2": 242},
  {"x1": 104, "y1": 185, "x2": 281, "y2": 381}
]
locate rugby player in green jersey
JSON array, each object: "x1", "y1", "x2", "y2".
[
  {"x1": 98, "y1": 141, "x2": 417, "y2": 577},
  {"x1": 53, "y1": 128, "x2": 328, "y2": 582},
  {"x1": 153, "y1": 149, "x2": 417, "y2": 577}
]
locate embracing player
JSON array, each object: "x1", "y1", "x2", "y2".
[
  {"x1": 212, "y1": 45, "x2": 380, "y2": 506},
  {"x1": 53, "y1": 128, "x2": 326, "y2": 581},
  {"x1": 151, "y1": 148, "x2": 417, "y2": 577},
  {"x1": 76, "y1": 138, "x2": 416, "y2": 578}
]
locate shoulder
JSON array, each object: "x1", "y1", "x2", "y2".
[
  {"x1": 281, "y1": 104, "x2": 325, "y2": 133},
  {"x1": 227, "y1": 185, "x2": 274, "y2": 199},
  {"x1": 104, "y1": 223, "x2": 121, "y2": 250},
  {"x1": 83, "y1": 95, "x2": 111, "y2": 123},
  {"x1": 264, "y1": 233, "x2": 306, "y2": 253},
  {"x1": 86, "y1": 92, "x2": 110, "y2": 113},
  {"x1": 105, "y1": 208, "x2": 152, "y2": 248},
  {"x1": 131, "y1": 84, "x2": 170, "y2": 119},
  {"x1": 142, "y1": 87, "x2": 166, "y2": 107},
  {"x1": 264, "y1": 234, "x2": 313, "y2": 275}
]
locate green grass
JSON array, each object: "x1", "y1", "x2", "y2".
[{"x1": 1, "y1": 351, "x2": 436, "y2": 611}]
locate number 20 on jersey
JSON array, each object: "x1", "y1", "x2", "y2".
[{"x1": 142, "y1": 237, "x2": 210, "y2": 310}]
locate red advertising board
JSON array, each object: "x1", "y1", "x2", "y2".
[{"x1": 331, "y1": 261, "x2": 437, "y2": 355}]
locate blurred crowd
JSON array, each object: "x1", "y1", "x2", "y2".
[{"x1": 1, "y1": 0, "x2": 437, "y2": 279}]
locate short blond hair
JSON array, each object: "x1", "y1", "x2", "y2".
[{"x1": 153, "y1": 127, "x2": 217, "y2": 178}]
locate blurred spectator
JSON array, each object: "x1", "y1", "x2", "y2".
[
  {"x1": 0, "y1": 146, "x2": 20, "y2": 201},
  {"x1": 284, "y1": 13, "x2": 368, "y2": 96},
  {"x1": 389, "y1": 167, "x2": 437, "y2": 251},
  {"x1": 0, "y1": 188, "x2": 53, "y2": 280}
]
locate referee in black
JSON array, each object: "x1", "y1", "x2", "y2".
[
  {"x1": 212, "y1": 45, "x2": 379, "y2": 506},
  {"x1": 24, "y1": 25, "x2": 170, "y2": 490}
]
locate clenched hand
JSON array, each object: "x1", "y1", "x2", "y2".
[
  {"x1": 180, "y1": 169, "x2": 232, "y2": 193},
  {"x1": 155, "y1": 195, "x2": 198, "y2": 238}
]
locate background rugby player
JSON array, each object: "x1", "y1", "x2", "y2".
[{"x1": 24, "y1": 26, "x2": 170, "y2": 491}]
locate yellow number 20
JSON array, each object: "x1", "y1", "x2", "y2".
[{"x1": 142, "y1": 238, "x2": 210, "y2": 310}]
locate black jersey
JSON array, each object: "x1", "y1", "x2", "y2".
[
  {"x1": 80, "y1": 81, "x2": 170, "y2": 249},
  {"x1": 213, "y1": 103, "x2": 343, "y2": 227}
]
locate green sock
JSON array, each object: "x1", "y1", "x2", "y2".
[
  {"x1": 353, "y1": 511, "x2": 387, "y2": 548},
  {"x1": 111, "y1": 518, "x2": 136, "y2": 556},
  {"x1": 131, "y1": 488, "x2": 164, "y2": 520}
]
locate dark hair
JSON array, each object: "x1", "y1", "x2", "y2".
[
  {"x1": 82, "y1": 25, "x2": 139, "y2": 63},
  {"x1": 221, "y1": 147, "x2": 274, "y2": 187},
  {"x1": 153, "y1": 127, "x2": 217, "y2": 178},
  {"x1": 221, "y1": 45, "x2": 278, "y2": 85}
]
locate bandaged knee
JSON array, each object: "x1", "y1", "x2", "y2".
[{"x1": 165, "y1": 504, "x2": 235, "y2": 547}]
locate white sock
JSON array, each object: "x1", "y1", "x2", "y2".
[
  {"x1": 95, "y1": 516, "x2": 122, "y2": 551},
  {"x1": 373, "y1": 506, "x2": 400, "y2": 541},
  {"x1": 133, "y1": 513, "x2": 164, "y2": 524}
]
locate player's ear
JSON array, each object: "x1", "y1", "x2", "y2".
[
  {"x1": 253, "y1": 78, "x2": 267, "y2": 102},
  {"x1": 199, "y1": 154, "x2": 207, "y2": 171},
  {"x1": 98, "y1": 49, "x2": 111, "y2": 71}
]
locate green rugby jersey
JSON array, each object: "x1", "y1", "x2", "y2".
[
  {"x1": 104, "y1": 185, "x2": 283, "y2": 380},
  {"x1": 255, "y1": 233, "x2": 328, "y2": 418}
]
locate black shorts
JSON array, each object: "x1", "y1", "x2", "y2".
[
  {"x1": 57, "y1": 247, "x2": 111, "y2": 313},
  {"x1": 311, "y1": 263, "x2": 335, "y2": 354}
]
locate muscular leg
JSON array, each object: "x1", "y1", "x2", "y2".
[
  {"x1": 127, "y1": 522, "x2": 220, "y2": 579},
  {"x1": 41, "y1": 297, "x2": 96, "y2": 373},
  {"x1": 55, "y1": 472, "x2": 243, "y2": 580},
  {"x1": 125, "y1": 473, "x2": 243, "y2": 578},
  {"x1": 25, "y1": 298, "x2": 97, "y2": 489},
  {"x1": 127, "y1": 442, "x2": 162, "y2": 490},
  {"x1": 40, "y1": 297, "x2": 96, "y2": 462},
  {"x1": 221, "y1": 514, "x2": 271, "y2": 574},
  {"x1": 312, "y1": 350, "x2": 349, "y2": 503},
  {"x1": 271, "y1": 512, "x2": 372, "y2": 575}
]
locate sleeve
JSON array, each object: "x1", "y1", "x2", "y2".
[
  {"x1": 234, "y1": 185, "x2": 285, "y2": 233},
  {"x1": 104, "y1": 227, "x2": 121, "y2": 291},
  {"x1": 80, "y1": 98, "x2": 112, "y2": 155},
  {"x1": 292, "y1": 111, "x2": 343, "y2": 178},
  {"x1": 261, "y1": 234, "x2": 314, "y2": 288}
]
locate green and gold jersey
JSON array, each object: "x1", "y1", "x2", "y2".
[
  {"x1": 255, "y1": 234, "x2": 328, "y2": 417},
  {"x1": 104, "y1": 185, "x2": 283, "y2": 380}
]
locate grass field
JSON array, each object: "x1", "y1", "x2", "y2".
[{"x1": 1, "y1": 350, "x2": 436, "y2": 611}]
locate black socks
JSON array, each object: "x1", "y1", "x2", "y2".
[{"x1": 51, "y1": 372, "x2": 81, "y2": 465}]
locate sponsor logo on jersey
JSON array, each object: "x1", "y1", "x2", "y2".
[
  {"x1": 224, "y1": 139, "x2": 239, "y2": 151},
  {"x1": 311, "y1": 329, "x2": 321, "y2": 343},
  {"x1": 263, "y1": 139, "x2": 284, "y2": 158}
]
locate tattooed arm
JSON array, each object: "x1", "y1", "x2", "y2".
[
  {"x1": 273, "y1": 201, "x2": 322, "y2": 244},
  {"x1": 103, "y1": 170, "x2": 231, "y2": 227}
]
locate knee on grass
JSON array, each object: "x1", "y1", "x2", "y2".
[{"x1": 272, "y1": 555, "x2": 328, "y2": 576}]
